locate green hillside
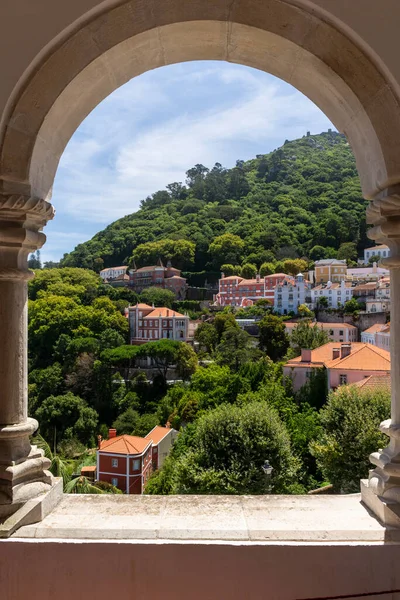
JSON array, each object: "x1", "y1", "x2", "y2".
[{"x1": 61, "y1": 131, "x2": 368, "y2": 273}]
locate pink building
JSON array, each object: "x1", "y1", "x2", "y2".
[
  {"x1": 285, "y1": 321, "x2": 358, "y2": 343},
  {"x1": 283, "y1": 342, "x2": 390, "y2": 392},
  {"x1": 215, "y1": 272, "x2": 289, "y2": 307},
  {"x1": 129, "y1": 260, "x2": 187, "y2": 299},
  {"x1": 128, "y1": 303, "x2": 189, "y2": 345}
]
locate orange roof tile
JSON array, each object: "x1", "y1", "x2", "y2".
[
  {"x1": 285, "y1": 322, "x2": 356, "y2": 330},
  {"x1": 131, "y1": 303, "x2": 154, "y2": 310},
  {"x1": 144, "y1": 308, "x2": 186, "y2": 319},
  {"x1": 352, "y1": 374, "x2": 391, "y2": 391},
  {"x1": 221, "y1": 275, "x2": 242, "y2": 280},
  {"x1": 285, "y1": 342, "x2": 390, "y2": 372},
  {"x1": 145, "y1": 426, "x2": 173, "y2": 445},
  {"x1": 100, "y1": 435, "x2": 151, "y2": 455},
  {"x1": 363, "y1": 323, "x2": 387, "y2": 334}
]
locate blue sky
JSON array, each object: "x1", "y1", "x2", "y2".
[{"x1": 44, "y1": 61, "x2": 334, "y2": 264}]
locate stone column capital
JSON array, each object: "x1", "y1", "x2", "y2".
[
  {"x1": 0, "y1": 193, "x2": 55, "y2": 281},
  {"x1": 366, "y1": 186, "x2": 400, "y2": 267}
]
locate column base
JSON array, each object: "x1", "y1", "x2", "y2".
[
  {"x1": 361, "y1": 479, "x2": 400, "y2": 528},
  {"x1": 0, "y1": 477, "x2": 63, "y2": 538},
  {"x1": 0, "y1": 418, "x2": 53, "y2": 520}
]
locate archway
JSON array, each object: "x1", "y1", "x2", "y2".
[{"x1": 1, "y1": 0, "x2": 400, "y2": 527}]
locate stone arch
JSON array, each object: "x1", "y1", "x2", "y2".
[{"x1": 0, "y1": 0, "x2": 400, "y2": 205}]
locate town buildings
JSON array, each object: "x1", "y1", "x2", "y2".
[
  {"x1": 285, "y1": 321, "x2": 358, "y2": 343},
  {"x1": 283, "y1": 342, "x2": 391, "y2": 392},
  {"x1": 363, "y1": 245, "x2": 390, "y2": 263},
  {"x1": 215, "y1": 272, "x2": 290, "y2": 308},
  {"x1": 100, "y1": 266, "x2": 127, "y2": 281},
  {"x1": 274, "y1": 273, "x2": 309, "y2": 315},
  {"x1": 129, "y1": 260, "x2": 187, "y2": 298},
  {"x1": 145, "y1": 425, "x2": 178, "y2": 470},
  {"x1": 314, "y1": 259, "x2": 347, "y2": 284},
  {"x1": 97, "y1": 429, "x2": 153, "y2": 494},
  {"x1": 361, "y1": 323, "x2": 391, "y2": 351},
  {"x1": 97, "y1": 426, "x2": 176, "y2": 494},
  {"x1": 128, "y1": 303, "x2": 190, "y2": 344},
  {"x1": 347, "y1": 263, "x2": 390, "y2": 282},
  {"x1": 311, "y1": 280, "x2": 353, "y2": 309}
]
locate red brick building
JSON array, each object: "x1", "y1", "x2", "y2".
[
  {"x1": 97, "y1": 429, "x2": 153, "y2": 494},
  {"x1": 129, "y1": 259, "x2": 187, "y2": 299}
]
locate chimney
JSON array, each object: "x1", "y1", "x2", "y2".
[
  {"x1": 256, "y1": 273, "x2": 260, "y2": 282},
  {"x1": 341, "y1": 343, "x2": 352, "y2": 359},
  {"x1": 167, "y1": 309, "x2": 170, "y2": 316},
  {"x1": 165, "y1": 421, "x2": 171, "y2": 429},
  {"x1": 108, "y1": 428, "x2": 117, "y2": 439},
  {"x1": 221, "y1": 272, "x2": 225, "y2": 279},
  {"x1": 301, "y1": 349, "x2": 312, "y2": 362},
  {"x1": 332, "y1": 347, "x2": 340, "y2": 360},
  {"x1": 97, "y1": 434, "x2": 102, "y2": 450}
]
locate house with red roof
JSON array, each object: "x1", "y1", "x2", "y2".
[
  {"x1": 127, "y1": 303, "x2": 190, "y2": 345},
  {"x1": 96, "y1": 425, "x2": 177, "y2": 494},
  {"x1": 215, "y1": 272, "x2": 289, "y2": 307},
  {"x1": 145, "y1": 425, "x2": 178, "y2": 470},
  {"x1": 283, "y1": 342, "x2": 390, "y2": 392},
  {"x1": 97, "y1": 428, "x2": 153, "y2": 494},
  {"x1": 129, "y1": 259, "x2": 187, "y2": 298}
]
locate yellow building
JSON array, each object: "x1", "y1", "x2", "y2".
[{"x1": 314, "y1": 259, "x2": 347, "y2": 284}]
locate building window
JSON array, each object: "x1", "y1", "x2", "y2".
[
  {"x1": 149, "y1": 320, "x2": 153, "y2": 326},
  {"x1": 339, "y1": 330, "x2": 343, "y2": 336},
  {"x1": 163, "y1": 320, "x2": 167, "y2": 327},
  {"x1": 339, "y1": 374, "x2": 348, "y2": 385},
  {"x1": 111, "y1": 458, "x2": 118, "y2": 468},
  {"x1": 132, "y1": 459, "x2": 140, "y2": 471},
  {"x1": 139, "y1": 320, "x2": 142, "y2": 326},
  {"x1": 111, "y1": 478, "x2": 118, "y2": 487}
]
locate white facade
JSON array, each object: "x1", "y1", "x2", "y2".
[
  {"x1": 364, "y1": 245, "x2": 390, "y2": 263},
  {"x1": 311, "y1": 280, "x2": 353, "y2": 309},
  {"x1": 100, "y1": 266, "x2": 127, "y2": 281},
  {"x1": 274, "y1": 273, "x2": 308, "y2": 315}
]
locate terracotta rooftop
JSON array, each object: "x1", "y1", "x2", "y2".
[
  {"x1": 285, "y1": 322, "x2": 357, "y2": 330},
  {"x1": 221, "y1": 275, "x2": 242, "y2": 280},
  {"x1": 363, "y1": 323, "x2": 387, "y2": 335},
  {"x1": 264, "y1": 273, "x2": 288, "y2": 278},
  {"x1": 365, "y1": 245, "x2": 389, "y2": 251},
  {"x1": 352, "y1": 374, "x2": 391, "y2": 391},
  {"x1": 100, "y1": 435, "x2": 151, "y2": 455},
  {"x1": 130, "y1": 303, "x2": 154, "y2": 310},
  {"x1": 135, "y1": 265, "x2": 165, "y2": 272},
  {"x1": 144, "y1": 308, "x2": 186, "y2": 319},
  {"x1": 312, "y1": 282, "x2": 352, "y2": 291},
  {"x1": 238, "y1": 278, "x2": 261, "y2": 286},
  {"x1": 145, "y1": 426, "x2": 173, "y2": 445},
  {"x1": 285, "y1": 342, "x2": 390, "y2": 371},
  {"x1": 100, "y1": 266, "x2": 127, "y2": 272}
]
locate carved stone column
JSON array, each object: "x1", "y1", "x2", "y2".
[
  {"x1": 0, "y1": 192, "x2": 55, "y2": 520},
  {"x1": 361, "y1": 187, "x2": 400, "y2": 526}
]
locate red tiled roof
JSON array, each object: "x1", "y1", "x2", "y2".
[
  {"x1": 145, "y1": 426, "x2": 172, "y2": 445},
  {"x1": 144, "y1": 307, "x2": 186, "y2": 319},
  {"x1": 285, "y1": 342, "x2": 390, "y2": 372},
  {"x1": 131, "y1": 303, "x2": 154, "y2": 309},
  {"x1": 135, "y1": 265, "x2": 165, "y2": 272},
  {"x1": 363, "y1": 323, "x2": 387, "y2": 335},
  {"x1": 100, "y1": 435, "x2": 151, "y2": 455},
  {"x1": 352, "y1": 374, "x2": 391, "y2": 391}
]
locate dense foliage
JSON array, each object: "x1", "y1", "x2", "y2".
[{"x1": 60, "y1": 132, "x2": 368, "y2": 276}]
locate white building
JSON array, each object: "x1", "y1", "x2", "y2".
[
  {"x1": 361, "y1": 323, "x2": 390, "y2": 350},
  {"x1": 274, "y1": 273, "x2": 308, "y2": 315},
  {"x1": 100, "y1": 266, "x2": 127, "y2": 281},
  {"x1": 311, "y1": 280, "x2": 353, "y2": 309},
  {"x1": 347, "y1": 262, "x2": 389, "y2": 282},
  {"x1": 363, "y1": 245, "x2": 390, "y2": 263}
]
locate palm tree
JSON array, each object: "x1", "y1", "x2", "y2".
[
  {"x1": 64, "y1": 476, "x2": 105, "y2": 494},
  {"x1": 34, "y1": 434, "x2": 71, "y2": 486}
]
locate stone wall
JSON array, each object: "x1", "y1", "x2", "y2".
[{"x1": 317, "y1": 310, "x2": 387, "y2": 338}]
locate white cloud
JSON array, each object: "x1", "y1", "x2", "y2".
[{"x1": 48, "y1": 62, "x2": 334, "y2": 261}]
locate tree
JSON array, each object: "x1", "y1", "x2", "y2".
[
  {"x1": 297, "y1": 304, "x2": 314, "y2": 319},
  {"x1": 113, "y1": 408, "x2": 140, "y2": 435},
  {"x1": 220, "y1": 264, "x2": 241, "y2": 276},
  {"x1": 337, "y1": 242, "x2": 358, "y2": 262},
  {"x1": 133, "y1": 239, "x2": 195, "y2": 270},
  {"x1": 136, "y1": 340, "x2": 183, "y2": 387},
  {"x1": 316, "y1": 296, "x2": 328, "y2": 308},
  {"x1": 213, "y1": 312, "x2": 239, "y2": 343},
  {"x1": 140, "y1": 287, "x2": 175, "y2": 308},
  {"x1": 28, "y1": 250, "x2": 42, "y2": 270},
  {"x1": 36, "y1": 392, "x2": 99, "y2": 448},
  {"x1": 208, "y1": 233, "x2": 245, "y2": 269},
  {"x1": 216, "y1": 327, "x2": 261, "y2": 371},
  {"x1": 343, "y1": 297, "x2": 360, "y2": 314},
  {"x1": 147, "y1": 402, "x2": 299, "y2": 494},
  {"x1": 311, "y1": 385, "x2": 390, "y2": 492},
  {"x1": 290, "y1": 321, "x2": 329, "y2": 355},
  {"x1": 258, "y1": 315, "x2": 290, "y2": 361},
  {"x1": 175, "y1": 343, "x2": 198, "y2": 380},
  {"x1": 194, "y1": 322, "x2": 218, "y2": 355},
  {"x1": 240, "y1": 263, "x2": 257, "y2": 279},
  {"x1": 283, "y1": 258, "x2": 307, "y2": 276},
  {"x1": 259, "y1": 262, "x2": 275, "y2": 277},
  {"x1": 309, "y1": 246, "x2": 327, "y2": 261}
]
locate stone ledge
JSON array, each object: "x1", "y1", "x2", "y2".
[{"x1": 12, "y1": 491, "x2": 400, "y2": 542}]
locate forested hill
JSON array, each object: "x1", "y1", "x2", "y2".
[{"x1": 61, "y1": 131, "x2": 368, "y2": 273}]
